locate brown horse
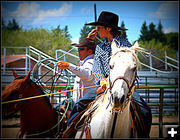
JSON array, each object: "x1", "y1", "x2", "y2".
[{"x1": 2, "y1": 72, "x2": 71, "y2": 138}]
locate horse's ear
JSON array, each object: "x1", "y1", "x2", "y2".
[
  {"x1": 131, "y1": 41, "x2": 139, "y2": 54},
  {"x1": 24, "y1": 72, "x2": 31, "y2": 81},
  {"x1": 12, "y1": 70, "x2": 19, "y2": 78},
  {"x1": 131, "y1": 41, "x2": 145, "y2": 54},
  {"x1": 111, "y1": 40, "x2": 119, "y2": 55}
]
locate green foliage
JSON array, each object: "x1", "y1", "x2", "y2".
[
  {"x1": 120, "y1": 21, "x2": 127, "y2": 39},
  {"x1": 138, "y1": 39, "x2": 168, "y2": 51},
  {"x1": 165, "y1": 32, "x2": 178, "y2": 50},
  {"x1": 79, "y1": 24, "x2": 94, "y2": 42},
  {"x1": 62, "y1": 25, "x2": 71, "y2": 39},
  {"x1": 139, "y1": 20, "x2": 165, "y2": 42},
  {"x1": 2, "y1": 25, "x2": 72, "y2": 57},
  {"x1": 2, "y1": 18, "x2": 22, "y2": 31},
  {"x1": 79, "y1": 24, "x2": 101, "y2": 45},
  {"x1": 140, "y1": 21, "x2": 149, "y2": 41},
  {"x1": 139, "y1": 20, "x2": 178, "y2": 51}
]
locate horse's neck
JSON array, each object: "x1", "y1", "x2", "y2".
[
  {"x1": 111, "y1": 102, "x2": 131, "y2": 138},
  {"x1": 102, "y1": 92, "x2": 131, "y2": 138},
  {"x1": 20, "y1": 83, "x2": 57, "y2": 137},
  {"x1": 84, "y1": 92, "x2": 131, "y2": 138}
]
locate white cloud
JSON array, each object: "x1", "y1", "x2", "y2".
[
  {"x1": 5, "y1": 2, "x2": 72, "y2": 26},
  {"x1": 149, "y1": 2, "x2": 178, "y2": 19},
  {"x1": 71, "y1": 37, "x2": 79, "y2": 43},
  {"x1": 33, "y1": 3, "x2": 72, "y2": 24},
  {"x1": 10, "y1": 2, "x2": 40, "y2": 23},
  {"x1": 81, "y1": 7, "x2": 93, "y2": 15},
  {"x1": 163, "y1": 27, "x2": 178, "y2": 33}
]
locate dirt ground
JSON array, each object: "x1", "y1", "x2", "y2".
[
  {"x1": 1, "y1": 117, "x2": 20, "y2": 138},
  {"x1": 1, "y1": 115, "x2": 178, "y2": 138},
  {"x1": 150, "y1": 115, "x2": 178, "y2": 138}
]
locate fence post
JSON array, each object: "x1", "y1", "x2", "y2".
[
  {"x1": 29, "y1": 47, "x2": 31, "y2": 72},
  {"x1": 38, "y1": 54, "x2": 41, "y2": 79},
  {"x1": 25, "y1": 47, "x2": 28, "y2": 74},
  {"x1": 164, "y1": 51, "x2": 167, "y2": 70},
  {"x1": 63, "y1": 51, "x2": 66, "y2": 61},
  {"x1": 176, "y1": 52, "x2": 179, "y2": 68},
  {"x1": 149, "y1": 51, "x2": 152, "y2": 71},
  {"x1": 159, "y1": 87, "x2": 164, "y2": 138},
  {"x1": 3, "y1": 47, "x2": 6, "y2": 74}
]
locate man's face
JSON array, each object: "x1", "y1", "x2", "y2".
[
  {"x1": 78, "y1": 46, "x2": 91, "y2": 61},
  {"x1": 96, "y1": 25, "x2": 110, "y2": 39}
]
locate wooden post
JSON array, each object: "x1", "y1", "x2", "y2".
[
  {"x1": 149, "y1": 51, "x2": 152, "y2": 71},
  {"x1": 94, "y1": 3, "x2": 97, "y2": 43},
  {"x1": 94, "y1": 4, "x2": 97, "y2": 22},
  {"x1": 164, "y1": 51, "x2": 167, "y2": 70},
  {"x1": 159, "y1": 87, "x2": 164, "y2": 138},
  {"x1": 29, "y1": 47, "x2": 31, "y2": 72},
  {"x1": 38, "y1": 54, "x2": 41, "y2": 79},
  {"x1": 3, "y1": 47, "x2": 6, "y2": 74},
  {"x1": 25, "y1": 47, "x2": 28, "y2": 74}
]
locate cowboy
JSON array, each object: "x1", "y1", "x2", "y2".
[
  {"x1": 57, "y1": 38, "x2": 96, "y2": 103},
  {"x1": 63, "y1": 11, "x2": 152, "y2": 138}
]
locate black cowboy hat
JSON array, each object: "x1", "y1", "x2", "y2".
[{"x1": 85, "y1": 11, "x2": 127, "y2": 30}]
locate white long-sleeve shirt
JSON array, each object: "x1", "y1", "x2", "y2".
[{"x1": 67, "y1": 54, "x2": 95, "y2": 102}]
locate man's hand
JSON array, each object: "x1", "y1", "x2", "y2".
[
  {"x1": 100, "y1": 78, "x2": 108, "y2": 90},
  {"x1": 96, "y1": 78, "x2": 108, "y2": 94},
  {"x1": 56, "y1": 61, "x2": 70, "y2": 69},
  {"x1": 87, "y1": 29, "x2": 97, "y2": 39}
]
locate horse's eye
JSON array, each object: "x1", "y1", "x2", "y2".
[
  {"x1": 109, "y1": 64, "x2": 114, "y2": 69},
  {"x1": 130, "y1": 66, "x2": 137, "y2": 71}
]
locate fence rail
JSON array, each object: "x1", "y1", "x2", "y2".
[{"x1": 1, "y1": 46, "x2": 179, "y2": 75}]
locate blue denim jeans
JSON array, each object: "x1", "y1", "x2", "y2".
[{"x1": 67, "y1": 87, "x2": 152, "y2": 131}]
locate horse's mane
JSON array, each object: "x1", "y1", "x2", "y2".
[
  {"x1": 15, "y1": 76, "x2": 53, "y2": 108},
  {"x1": 111, "y1": 46, "x2": 143, "y2": 70}
]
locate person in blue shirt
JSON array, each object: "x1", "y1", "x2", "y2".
[{"x1": 63, "y1": 11, "x2": 152, "y2": 138}]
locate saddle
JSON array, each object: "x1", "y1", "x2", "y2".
[
  {"x1": 62, "y1": 109, "x2": 87, "y2": 138},
  {"x1": 62, "y1": 94, "x2": 103, "y2": 138}
]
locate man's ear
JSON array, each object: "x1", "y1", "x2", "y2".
[
  {"x1": 106, "y1": 27, "x2": 111, "y2": 32},
  {"x1": 88, "y1": 49, "x2": 93, "y2": 55}
]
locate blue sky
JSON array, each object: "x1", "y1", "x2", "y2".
[{"x1": 2, "y1": 1, "x2": 179, "y2": 44}]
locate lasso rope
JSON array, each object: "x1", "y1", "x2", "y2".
[{"x1": 1, "y1": 84, "x2": 100, "y2": 105}]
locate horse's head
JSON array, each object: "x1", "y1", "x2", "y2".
[
  {"x1": 109, "y1": 40, "x2": 140, "y2": 108},
  {"x1": 2, "y1": 71, "x2": 31, "y2": 117}
]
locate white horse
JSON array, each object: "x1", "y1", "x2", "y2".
[{"x1": 75, "y1": 40, "x2": 143, "y2": 138}]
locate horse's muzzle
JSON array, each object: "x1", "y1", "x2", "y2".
[{"x1": 112, "y1": 91, "x2": 125, "y2": 108}]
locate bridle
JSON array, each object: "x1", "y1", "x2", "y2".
[
  {"x1": 109, "y1": 73, "x2": 136, "y2": 95},
  {"x1": 108, "y1": 50, "x2": 137, "y2": 98}
]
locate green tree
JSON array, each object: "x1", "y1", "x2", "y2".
[
  {"x1": 165, "y1": 32, "x2": 178, "y2": 50},
  {"x1": 62, "y1": 25, "x2": 71, "y2": 39},
  {"x1": 2, "y1": 18, "x2": 6, "y2": 30},
  {"x1": 52, "y1": 25, "x2": 62, "y2": 36},
  {"x1": 157, "y1": 20, "x2": 166, "y2": 43},
  {"x1": 120, "y1": 21, "x2": 127, "y2": 39},
  {"x1": 79, "y1": 24, "x2": 94, "y2": 42},
  {"x1": 148, "y1": 22, "x2": 158, "y2": 41},
  {"x1": 2, "y1": 26, "x2": 72, "y2": 57},
  {"x1": 6, "y1": 18, "x2": 21, "y2": 31},
  {"x1": 139, "y1": 21, "x2": 149, "y2": 41}
]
